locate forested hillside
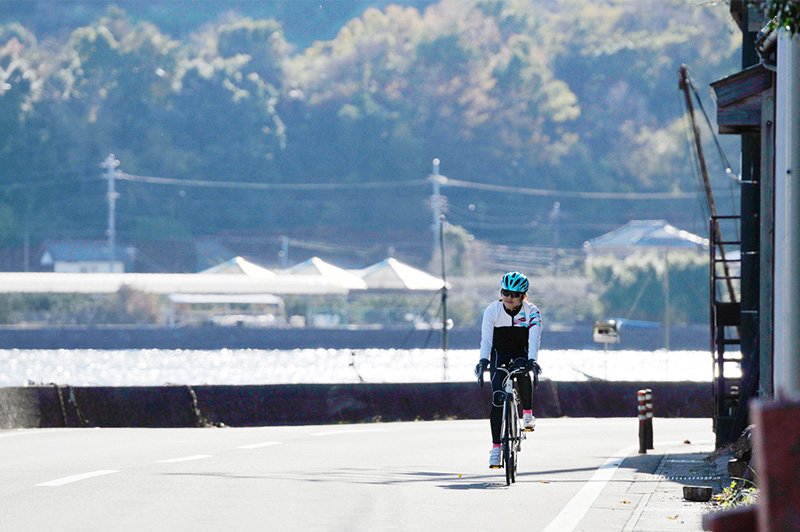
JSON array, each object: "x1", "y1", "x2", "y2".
[{"x1": 0, "y1": 0, "x2": 742, "y2": 272}]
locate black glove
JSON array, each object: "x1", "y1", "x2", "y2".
[
  {"x1": 517, "y1": 358, "x2": 541, "y2": 374},
  {"x1": 474, "y1": 359, "x2": 489, "y2": 379},
  {"x1": 530, "y1": 360, "x2": 542, "y2": 389}
]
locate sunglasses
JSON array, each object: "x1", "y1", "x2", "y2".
[{"x1": 501, "y1": 289, "x2": 523, "y2": 298}]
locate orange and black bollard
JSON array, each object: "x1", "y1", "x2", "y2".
[
  {"x1": 645, "y1": 388, "x2": 654, "y2": 450},
  {"x1": 638, "y1": 389, "x2": 647, "y2": 453}
]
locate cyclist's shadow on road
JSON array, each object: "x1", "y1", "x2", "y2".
[
  {"x1": 438, "y1": 472, "x2": 545, "y2": 490},
  {"x1": 438, "y1": 467, "x2": 599, "y2": 490},
  {"x1": 440, "y1": 480, "x2": 512, "y2": 490}
]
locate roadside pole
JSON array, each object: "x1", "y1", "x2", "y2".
[
  {"x1": 430, "y1": 158, "x2": 449, "y2": 380},
  {"x1": 440, "y1": 214, "x2": 448, "y2": 381},
  {"x1": 102, "y1": 154, "x2": 120, "y2": 273},
  {"x1": 663, "y1": 247, "x2": 669, "y2": 353},
  {"x1": 430, "y1": 158, "x2": 443, "y2": 266},
  {"x1": 774, "y1": 29, "x2": 800, "y2": 398}
]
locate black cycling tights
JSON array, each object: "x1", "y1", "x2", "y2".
[{"x1": 489, "y1": 357, "x2": 533, "y2": 445}]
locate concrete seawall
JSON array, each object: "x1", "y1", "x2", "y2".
[{"x1": 0, "y1": 381, "x2": 711, "y2": 429}]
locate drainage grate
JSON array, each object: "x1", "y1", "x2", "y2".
[
  {"x1": 667, "y1": 476, "x2": 722, "y2": 481},
  {"x1": 638, "y1": 474, "x2": 723, "y2": 481}
]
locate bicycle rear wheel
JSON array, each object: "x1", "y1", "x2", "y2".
[{"x1": 509, "y1": 398, "x2": 519, "y2": 483}]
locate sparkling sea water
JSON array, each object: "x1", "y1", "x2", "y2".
[{"x1": 0, "y1": 348, "x2": 732, "y2": 387}]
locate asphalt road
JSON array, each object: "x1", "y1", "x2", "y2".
[{"x1": 0, "y1": 418, "x2": 714, "y2": 531}]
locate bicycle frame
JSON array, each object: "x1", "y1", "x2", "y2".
[{"x1": 481, "y1": 360, "x2": 534, "y2": 485}]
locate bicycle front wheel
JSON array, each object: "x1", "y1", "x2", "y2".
[{"x1": 504, "y1": 397, "x2": 516, "y2": 485}]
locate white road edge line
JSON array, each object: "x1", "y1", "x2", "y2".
[
  {"x1": 543, "y1": 439, "x2": 716, "y2": 532},
  {"x1": 237, "y1": 442, "x2": 282, "y2": 449},
  {"x1": 542, "y1": 444, "x2": 639, "y2": 532},
  {"x1": 156, "y1": 454, "x2": 214, "y2": 463},
  {"x1": 37, "y1": 470, "x2": 120, "y2": 487}
]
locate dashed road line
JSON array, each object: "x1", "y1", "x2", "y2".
[
  {"x1": 237, "y1": 441, "x2": 282, "y2": 449},
  {"x1": 36, "y1": 470, "x2": 120, "y2": 487},
  {"x1": 156, "y1": 454, "x2": 214, "y2": 463},
  {"x1": 312, "y1": 428, "x2": 387, "y2": 437}
]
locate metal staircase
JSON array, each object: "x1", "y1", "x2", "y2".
[{"x1": 709, "y1": 215, "x2": 742, "y2": 446}]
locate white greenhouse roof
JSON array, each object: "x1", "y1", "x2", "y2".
[
  {"x1": 198, "y1": 256, "x2": 275, "y2": 276},
  {"x1": 287, "y1": 257, "x2": 367, "y2": 290},
  {"x1": 353, "y1": 258, "x2": 446, "y2": 291}
]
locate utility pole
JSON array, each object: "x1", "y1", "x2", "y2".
[
  {"x1": 102, "y1": 154, "x2": 120, "y2": 273},
  {"x1": 663, "y1": 247, "x2": 670, "y2": 353},
  {"x1": 430, "y1": 159, "x2": 446, "y2": 266},
  {"x1": 280, "y1": 236, "x2": 289, "y2": 269},
  {"x1": 679, "y1": 65, "x2": 739, "y2": 307},
  {"x1": 439, "y1": 213, "x2": 448, "y2": 381},
  {"x1": 23, "y1": 231, "x2": 29, "y2": 272},
  {"x1": 550, "y1": 201, "x2": 561, "y2": 274}
]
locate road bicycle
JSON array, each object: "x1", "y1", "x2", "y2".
[{"x1": 479, "y1": 358, "x2": 539, "y2": 485}]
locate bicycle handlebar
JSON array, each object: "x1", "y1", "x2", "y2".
[{"x1": 477, "y1": 358, "x2": 540, "y2": 388}]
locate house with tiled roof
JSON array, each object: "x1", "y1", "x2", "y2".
[
  {"x1": 582, "y1": 220, "x2": 709, "y2": 258},
  {"x1": 39, "y1": 240, "x2": 137, "y2": 273}
]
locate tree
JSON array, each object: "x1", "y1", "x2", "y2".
[
  {"x1": 757, "y1": 0, "x2": 800, "y2": 35},
  {"x1": 0, "y1": 1, "x2": 742, "y2": 268},
  {"x1": 0, "y1": 24, "x2": 65, "y2": 243},
  {"x1": 443, "y1": 223, "x2": 473, "y2": 276},
  {"x1": 586, "y1": 251, "x2": 709, "y2": 324}
]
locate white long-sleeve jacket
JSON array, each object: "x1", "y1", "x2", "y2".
[{"x1": 479, "y1": 299, "x2": 542, "y2": 362}]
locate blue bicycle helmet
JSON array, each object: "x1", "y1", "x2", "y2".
[{"x1": 501, "y1": 271, "x2": 529, "y2": 293}]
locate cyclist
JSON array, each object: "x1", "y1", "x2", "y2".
[{"x1": 474, "y1": 271, "x2": 542, "y2": 468}]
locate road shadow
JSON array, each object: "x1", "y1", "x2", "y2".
[
  {"x1": 439, "y1": 448, "x2": 728, "y2": 491},
  {"x1": 198, "y1": 445, "x2": 728, "y2": 493}
]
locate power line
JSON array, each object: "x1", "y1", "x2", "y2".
[
  {"x1": 447, "y1": 216, "x2": 539, "y2": 231},
  {"x1": 117, "y1": 173, "x2": 429, "y2": 190},
  {"x1": 0, "y1": 176, "x2": 96, "y2": 191},
  {"x1": 117, "y1": 171, "x2": 703, "y2": 200},
  {"x1": 685, "y1": 70, "x2": 741, "y2": 219},
  {"x1": 686, "y1": 72, "x2": 738, "y2": 181},
  {"x1": 443, "y1": 177, "x2": 698, "y2": 200}
]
